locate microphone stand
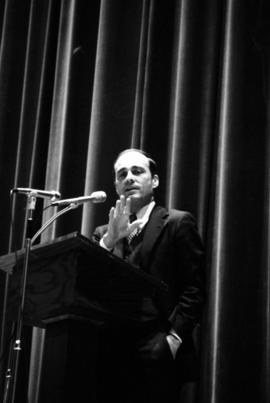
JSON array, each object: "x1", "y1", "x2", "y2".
[
  {"x1": 2, "y1": 200, "x2": 81, "y2": 402},
  {"x1": 3, "y1": 194, "x2": 37, "y2": 403}
]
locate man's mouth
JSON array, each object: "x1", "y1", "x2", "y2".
[{"x1": 125, "y1": 187, "x2": 138, "y2": 193}]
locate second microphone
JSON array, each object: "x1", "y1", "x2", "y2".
[{"x1": 50, "y1": 191, "x2": 107, "y2": 206}]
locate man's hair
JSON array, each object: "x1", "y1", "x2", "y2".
[{"x1": 114, "y1": 148, "x2": 158, "y2": 176}]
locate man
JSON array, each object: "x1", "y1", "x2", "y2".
[{"x1": 92, "y1": 149, "x2": 205, "y2": 403}]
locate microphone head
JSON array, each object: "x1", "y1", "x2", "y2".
[{"x1": 91, "y1": 191, "x2": 107, "y2": 203}]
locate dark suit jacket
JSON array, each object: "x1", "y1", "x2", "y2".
[{"x1": 93, "y1": 205, "x2": 205, "y2": 380}]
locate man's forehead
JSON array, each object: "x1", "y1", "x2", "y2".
[{"x1": 114, "y1": 151, "x2": 149, "y2": 171}]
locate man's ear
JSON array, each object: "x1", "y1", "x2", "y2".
[{"x1": 152, "y1": 174, "x2": 159, "y2": 189}]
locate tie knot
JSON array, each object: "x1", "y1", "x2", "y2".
[{"x1": 129, "y1": 213, "x2": 137, "y2": 223}]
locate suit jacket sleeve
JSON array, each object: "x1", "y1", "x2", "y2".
[
  {"x1": 167, "y1": 212, "x2": 205, "y2": 338},
  {"x1": 92, "y1": 225, "x2": 108, "y2": 244}
]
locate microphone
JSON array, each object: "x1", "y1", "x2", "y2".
[
  {"x1": 50, "y1": 191, "x2": 107, "y2": 206},
  {"x1": 12, "y1": 187, "x2": 61, "y2": 201}
]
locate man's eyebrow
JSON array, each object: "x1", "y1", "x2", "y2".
[
  {"x1": 116, "y1": 165, "x2": 144, "y2": 173},
  {"x1": 116, "y1": 167, "x2": 127, "y2": 175}
]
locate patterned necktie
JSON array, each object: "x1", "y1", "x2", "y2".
[{"x1": 127, "y1": 213, "x2": 138, "y2": 244}]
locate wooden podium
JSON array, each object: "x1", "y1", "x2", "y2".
[{"x1": 0, "y1": 232, "x2": 168, "y2": 402}]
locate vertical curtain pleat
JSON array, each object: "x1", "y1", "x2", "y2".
[
  {"x1": 81, "y1": 0, "x2": 145, "y2": 236},
  {"x1": 28, "y1": 1, "x2": 53, "y2": 187},
  {"x1": 13, "y1": 0, "x2": 35, "y2": 193},
  {"x1": 130, "y1": 0, "x2": 153, "y2": 148},
  {"x1": 166, "y1": 0, "x2": 189, "y2": 209},
  {"x1": 42, "y1": 0, "x2": 76, "y2": 240},
  {"x1": 206, "y1": 1, "x2": 234, "y2": 400},
  {"x1": 262, "y1": 99, "x2": 270, "y2": 403},
  {"x1": 263, "y1": 142, "x2": 270, "y2": 403},
  {"x1": 0, "y1": 0, "x2": 51, "y2": 385},
  {"x1": 0, "y1": 0, "x2": 31, "y2": 251},
  {"x1": 258, "y1": 5, "x2": 270, "y2": 398},
  {"x1": 81, "y1": 0, "x2": 109, "y2": 237},
  {"x1": 28, "y1": 1, "x2": 76, "y2": 401},
  {"x1": 0, "y1": 0, "x2": 19, "y2": 368},
  {"x1": 195, "y1": 0, "x2": 221, "y2": 235},
  {"x1": 165, "y1": 0, "x2": 219, "y2": 229},
  {"x1": 202, "y1": 1, "x2": 269, "y2": 402}
]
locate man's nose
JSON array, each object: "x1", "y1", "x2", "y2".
[{"x1": 125, "y1": 171, "x2": 135, "y2": 182}]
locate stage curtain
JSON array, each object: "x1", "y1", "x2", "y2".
[{"x1": 0, "y1": 0, "x2": 270, "y2": 402}]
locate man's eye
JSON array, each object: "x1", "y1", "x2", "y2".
[
  {"x1": 118, "y1": 172, "x2": 126, "y2": 180},
  {"x1": 132, "y1": 168, "x2": 143, "y2": 175}
]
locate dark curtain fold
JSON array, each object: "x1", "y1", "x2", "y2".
[{"x1": 0, "y1": 0, "x2": 270, "y2": 402}]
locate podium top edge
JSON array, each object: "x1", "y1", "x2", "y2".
[{"x1": 0, "y1": 231, "x2": 168, "y2": 293}]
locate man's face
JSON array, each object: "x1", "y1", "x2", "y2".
[{"x1": 114, "y1": 151, "x2": 159, "y2": 211}]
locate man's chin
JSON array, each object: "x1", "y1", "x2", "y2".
[{"x1": 124, "y1": 191, "x2": 140, "y2": 198}]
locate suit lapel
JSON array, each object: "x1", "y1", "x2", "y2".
[{"x1": 141, "y1": 206, "x2": 169, "y2": 269}]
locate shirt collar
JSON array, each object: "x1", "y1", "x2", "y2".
[{"x1": 135, "y1": 200, "x2": 156, "y2": 229}]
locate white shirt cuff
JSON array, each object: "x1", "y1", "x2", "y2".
[
  {"x1": 100, "y1": 236, "x2": 113, "y2": 251},
  {"x1": 169, "y1": 329, "x2": 182, "y2": 344}
]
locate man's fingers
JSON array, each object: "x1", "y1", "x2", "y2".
[
  {"x1": 114, "y1": 196, "x2": 131, "y2": 217},
  {"x1": 109, "y1": 207, "x2": 115, "y2": 221},
  {"x1": 120, "y1": 195, "x2": 126, "y2": 211},
  {"x1": 125, "y1": 197, "x2": 131, "y2": 216},
  {"x1": 115, "y1": 199, "x2": 121, "y2": 216}
]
